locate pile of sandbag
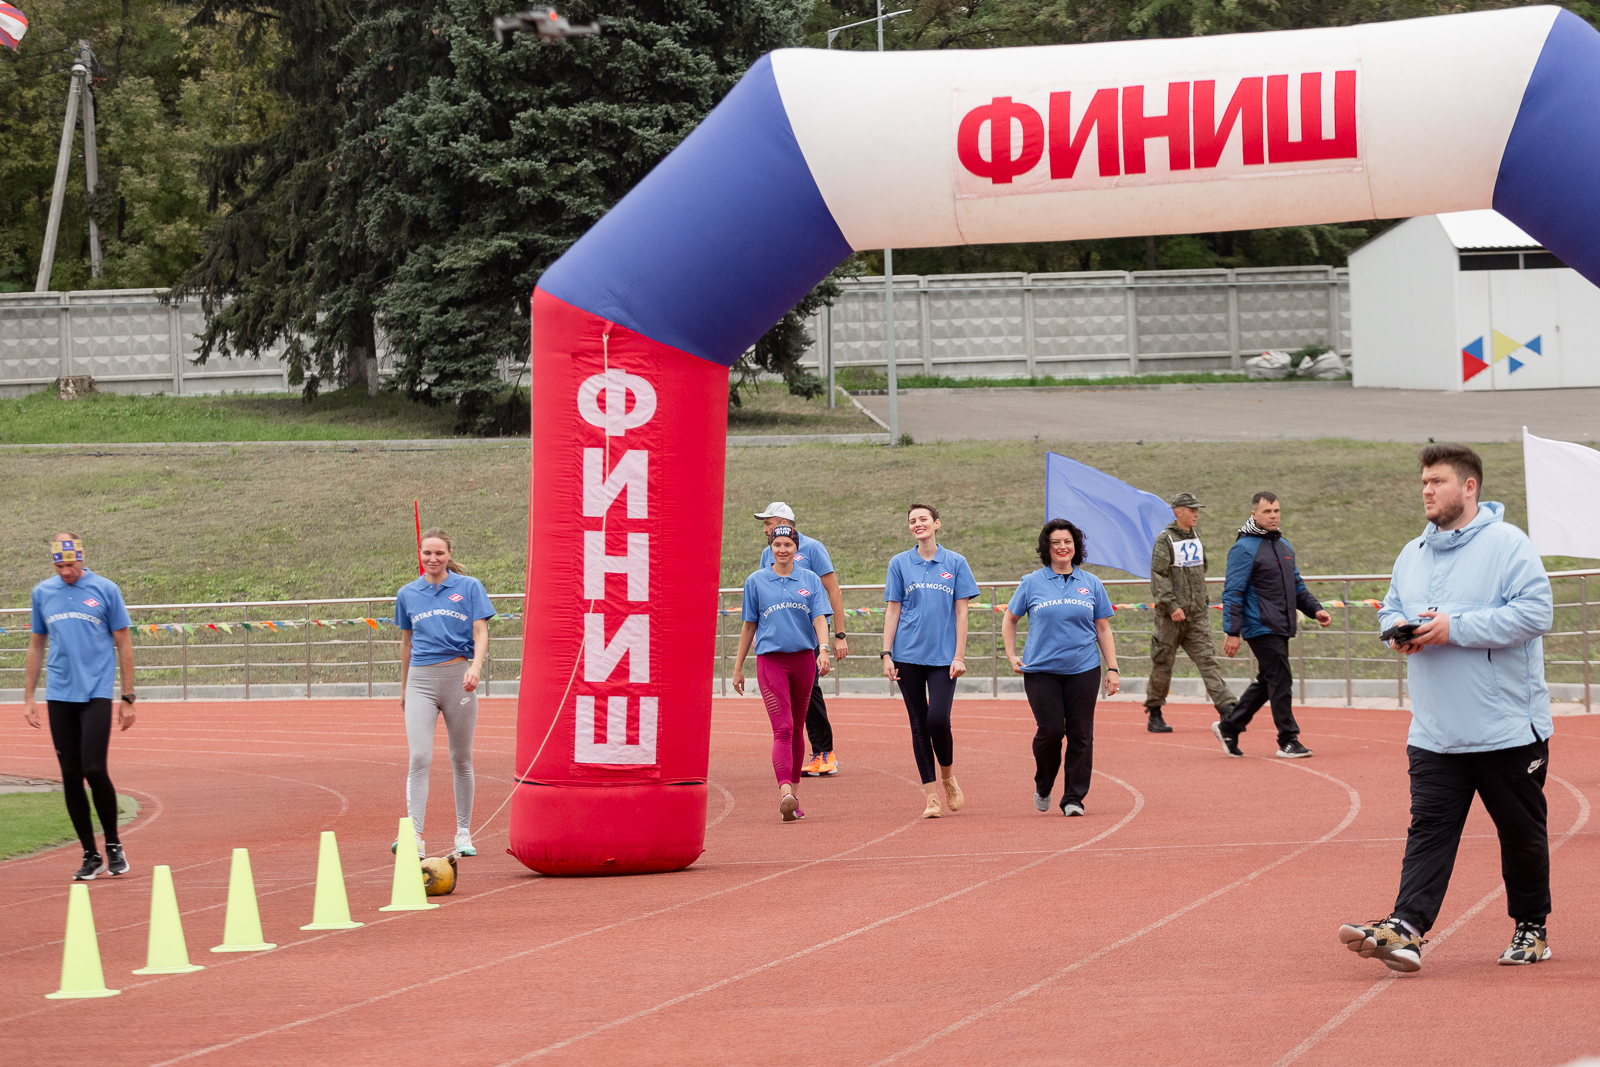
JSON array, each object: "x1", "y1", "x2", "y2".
[{"x1": 1243, "y1": 349, "x2": 1348, "y2": 381}]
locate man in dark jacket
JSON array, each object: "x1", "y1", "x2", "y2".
[
  {"x1": 1212, "y1": 492, "x2": 1331, "y2": 758},
  {"x1": 1145, "y1": 492, "x2": 1236, "y2": 733}
]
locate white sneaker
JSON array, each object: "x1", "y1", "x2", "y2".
[
  {"x1": 454, "y1": 830, "x2": 476, "y2": 857},
  {"x1": 391, "y1": 833, "x2": 426, "y2": 857}
]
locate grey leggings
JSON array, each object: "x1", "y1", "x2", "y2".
[{"x1": 404, "y1": 660, "x2": 477, "y2": 837}]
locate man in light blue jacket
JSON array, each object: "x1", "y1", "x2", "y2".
[{"x1": 1339, "y1": 445, "x2": 1554, "y2": 975}]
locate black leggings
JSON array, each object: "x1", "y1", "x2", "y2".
[
  {"x1": 47, "y1": 699, "x2": 121, "y2": 853},
  {"x1": 1023, "y1": 669, "x2": 1101, "y2": 807},
  {"x1": 894, "y1": 661, "x2": 957, "y2": 784}
]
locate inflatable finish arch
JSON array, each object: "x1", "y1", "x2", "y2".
[{"x1": 510, "y1": 6, "x2": 1600, "y2": 874}]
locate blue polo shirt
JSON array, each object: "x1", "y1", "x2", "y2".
[
  {"x1": 760, "y1": 533, "x2": 835, "y2": 580},
  {"x1": 1006, "y1": 567, "x2": 1114, "y2": 675},
  {"x1": 31, "y1": 569, "x2": 133, "y2": 702},
  {"x1": 394, "y1": 573, "x2": 495, "y2": 666},
  {"x1": 741, "y1": 566, "x2": 828, "y2": 655},
  {"x1": 885, "y1": 545, "x2": 980, "y2": 665}
]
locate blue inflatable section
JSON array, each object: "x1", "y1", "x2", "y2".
[
  {"x1": 1495, "y1": 9, "x2": 1600, "y2": 288},
  {"x1": 537, "y1": 55, "x2": 853, "y2": 368}
]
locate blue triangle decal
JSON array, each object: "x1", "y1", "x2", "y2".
[
  {"x1": 1508, "y1": 356, "x2": 1524, "y2": 374},
  {"x1": 1525, "y1": 335, "x2": 1542, "y2": 355},
  {"x1": 1463, "y1": 336, "x2": 1484, "y2": 360}
]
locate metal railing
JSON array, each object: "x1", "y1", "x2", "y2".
[{"x1": 2, "y1": 572, "x2": 1592, "y2": 709}]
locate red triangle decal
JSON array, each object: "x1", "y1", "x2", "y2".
[{"x1": 1462, "y1": 351, "x2": 1490, "y2": 382}]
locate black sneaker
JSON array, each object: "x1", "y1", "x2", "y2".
[
  {"x1": 73, "y1": 851, "x2": 105, "y2": 882},
  {"x1": 1277, "y1": 739, "x2": 1313, "y2": 759},
  {"x1": 1211, "y1": 720, "x2": 1243, "y2": 757},
  {"x1": 105, "y1": 843, "x2": 129, "y2": 877},
  {"x1": 1498, "y1": 921, "x2": 1550, "y2": 965},
  {"x1": 1146, "y1": 711, "x2": 1173, "y2": 733}
]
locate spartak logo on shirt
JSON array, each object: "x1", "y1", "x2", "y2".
[
  {"x1": 82, "y1": 598, "x2": 100, "y2": 607},
  {"x1": 798, "y1": 588, "x2": 811, "y2": 596},
  {"x1": 941, "y1": 572, "x2": 954, "y2": 579},
  {"x1": 794, "y1": 554, "x2": 807, "y2": 563},
  {"x1": 448, "y1": 593, "x2": 464, "y2": 602},
  {"x1": 1077, "y1": 588, "x2": 1090, "y2": 594}
]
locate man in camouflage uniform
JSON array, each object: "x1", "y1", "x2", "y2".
[{"x1": 1144, "y1": 492, "x2": 1237, "y2": 733}]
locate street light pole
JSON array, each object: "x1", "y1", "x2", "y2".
[
  {"x1": 36, "y1": 52, "x2": 88, "y2": 292},
  {"x1": 877, "y1": 0, "x2": 898, "y2": 446},
  {"x1": 79, "y1": 40, "x2": 103, "y2": 280}
]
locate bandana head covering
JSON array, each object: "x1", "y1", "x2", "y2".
[
  {"x1": 51, "y1": 537, "x2": 84, "y2": 564},
  {"x1": 768, "y1": 524, "x2": 800, "y2": 544}
]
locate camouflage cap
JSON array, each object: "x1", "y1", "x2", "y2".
[{"x1": 1169, "y1": 492, "x2": 1205, "y2": 509}]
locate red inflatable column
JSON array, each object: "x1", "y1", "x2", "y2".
[{"x1": 508, "y1": 289, "x2": 727, "y2": 876}]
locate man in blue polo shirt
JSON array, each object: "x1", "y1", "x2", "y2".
[
  {"x1": 24, "y1": 533, "x2": 138, "y2": 882},
  {"x1": 756, "y1": 502, "x2": 847, "y2": 776}
]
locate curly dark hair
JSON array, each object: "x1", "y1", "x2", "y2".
[{"x1": 1036, "y1": 518, "x2": 1086, "y2": 568}]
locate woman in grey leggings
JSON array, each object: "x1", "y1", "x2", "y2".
[{"x1": 393, "y1": 528, "x2": 495, "y2": 857}]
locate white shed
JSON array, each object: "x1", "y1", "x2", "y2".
[{"x1": 1348, "y1": 210, "x2": 1600, "y2": 391}]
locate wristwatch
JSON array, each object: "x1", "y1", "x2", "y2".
[
  {"x1": 834, "y1": 631, "x2": 847, "y2": 639},
  {"x1": 880, "y1": 651, "x2": 894, "y2": 658},
  {"x1": 120, "y1": 693, "x2": 137, "y2": 705}
]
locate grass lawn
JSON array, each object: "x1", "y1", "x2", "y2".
[
  {"x1": 728, "y1": 382, "x2": 879, "y2": 435},
  {"x1": 1, "y1": 438, "x2": 1592, "y2": 686},
  {"x1": 0, "y1": 792, "x2": 139, "y2": 860},
  {"x1": 0, "y1": 381, "x2": 874, "y2": 445},
  {"x1": 836, "y1": 368, "x2": 1258, "y2": 390},
  {"x1": 0, "y1": 387, "x2": 462, "y2": 444}
]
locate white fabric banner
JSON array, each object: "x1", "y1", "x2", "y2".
[{"x1": 1523, "y1": 427, "x2": 1600, "y2": 559}]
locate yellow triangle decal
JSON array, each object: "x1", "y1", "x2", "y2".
[{"x1": 1492, "y1": 330, "x2": 1521, "y2": 362}]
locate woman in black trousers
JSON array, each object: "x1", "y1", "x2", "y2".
[{"x1": 1001, "y1": 519, "x2": 1120, "y2": 816}]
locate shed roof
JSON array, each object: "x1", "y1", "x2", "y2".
[{"x1": 1436, "y1": 209, "x2": 1541, "y2": 250}]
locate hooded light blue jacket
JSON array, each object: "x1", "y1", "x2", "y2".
[{"x1": 1378, "y1": 502, "x2": 1552, "y2": 754}]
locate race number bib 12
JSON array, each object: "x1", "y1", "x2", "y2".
[{"x1": 1171, "y1": 537, "x2": 1204, "y2": 568}]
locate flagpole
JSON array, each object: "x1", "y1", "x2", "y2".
[{"x1": 36, "y1": 53, "x2": 88, "y2": 292}]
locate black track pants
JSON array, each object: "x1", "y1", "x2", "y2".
[
  {"x1": 47, "y1": 698, "x2": 121, "y2": 853},
  {"x1": 1023, "y1": 668, "x2": 1100, "y2": 807},
  {"x1": 1393, "y1": 737, "x2": 1551, "y2": 934},
  {"x1": 894, "y1": 661, "x2": 957, "y2": 784},
  {"x1": 804, "y1": 677, "x2": 834, "y2": 753},
  {"x1": 1222, "y1": 634, "x2": 1301, "y2": 745}
]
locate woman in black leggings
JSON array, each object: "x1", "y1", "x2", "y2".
[
  {"x1": 881, "y1": 504, "x2": 981, "y2": 818},
  {"x1": 23, "y1": 533, "x2": 138, "y2": 881},
  {"x1": 1002, "y1": 519, "x2": 1120, "y2": 816}
]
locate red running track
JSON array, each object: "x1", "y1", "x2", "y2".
[{"x1": 2, "y1": 696, "x2": 1597, "y2": 1066}]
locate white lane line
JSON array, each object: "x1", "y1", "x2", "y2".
[
  {"x1": 1269, "y1": 773, "x2": 1590, "y2": 1067},
  {"x1": 705, "y1": 780, "x2": 735, "y2": 829},
  {"x1": 492, "y1": 771, "x2": 1147, "y2": 1066},
  {"x1": 868, "y1": 757, "x2": 1362, "y2": 1066},
  {"x1": 134, "y1": 811, "x2": 932, "y2": 1066}
]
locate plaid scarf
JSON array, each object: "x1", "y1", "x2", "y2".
[{"x1": 1237, "y1": 516, "x2": 1272, "y2": 537}]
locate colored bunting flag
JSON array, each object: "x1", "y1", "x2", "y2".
[{"x1": 0, "y1": 4, "x2": 28, "y2": 51}]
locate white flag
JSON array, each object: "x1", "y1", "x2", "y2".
[{"x1": 1523, "y1": 427, "x2": 1600, "y2": 559}]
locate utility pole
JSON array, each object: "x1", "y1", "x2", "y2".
[
  {"x1": 35, "y1": 48, "x2": 89, "y2": 292},
  {"x1": 79, "y1": 40, "x2": 103, "y2": 280},
  {"x1": 828, "y1": 3, "x2": 908, "y2": 445},
  {"x1": 877, "y1": 0, "x2": 898, "y2": 445}
]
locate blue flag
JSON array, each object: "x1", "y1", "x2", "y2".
[{"x1": 1044, "y1": 452, "x2": 1171, "y2": 578}]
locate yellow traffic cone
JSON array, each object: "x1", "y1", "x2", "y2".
[
  {"x1": 301, "y1": 831, "x2": 363, "y2": 931},
  {"x1": 46, "y1": 883, "x2": 120, "y2": 999},
  {"x1": 133, "y1": 865, "x2": 204, "y2": 974},
  {"x1": 211, "y1": 848, "x2": 277, "y2": 952},
  {"x1": 379, "y1": 817, "x2": 439, "y2": 912}
]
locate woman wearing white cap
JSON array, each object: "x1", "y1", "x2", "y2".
[
  {"x1": 754, "y1": 501, "x2": 848, "y2": 777},
  {"x1": 732, "y1": 524, "x2": 834, "y2": 821},
  {"x1": 882, "y1": 504, "x2": 980, "y2": 818}
]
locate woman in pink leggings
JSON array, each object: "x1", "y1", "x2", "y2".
[{"x1": 732, "y1": 524, "x2": 834, "y2": 821}]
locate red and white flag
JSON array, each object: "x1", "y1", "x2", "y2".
[{"x1": 0, "y1": 4, "x2": 27, "y2": 51}]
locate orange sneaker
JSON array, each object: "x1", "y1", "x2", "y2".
[
  {"x1": 818, "y1": 751, "x2": 839, "y2": 776},
  {"x1": 800, "y1": 753, "x2": 824, "y2": 777}
]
